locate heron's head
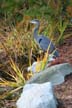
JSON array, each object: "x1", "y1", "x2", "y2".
[{"x1": 30, "y1": 19, "x2": 40, "y2": 25}]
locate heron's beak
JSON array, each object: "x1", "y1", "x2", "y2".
[{"x1": 30, "y1": 20, "x2": 36, "y2": 24}]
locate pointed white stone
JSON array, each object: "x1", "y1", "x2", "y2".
[{"x1": 16, "y1": 82, "x2": 57, "y2": 108}]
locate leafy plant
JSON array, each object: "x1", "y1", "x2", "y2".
[
  {"x1": 0, "y1": 57, "x2": 25, "y2": 99},
  {"x1": 33, "y1": 42, "x2": 56, "y2": 73},
  {"x1": 56, "y1": 18, "x2": 68, "y2": 44}
]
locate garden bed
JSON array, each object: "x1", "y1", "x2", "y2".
[
  {"x1": 55, "y1": 36, "x2": 72, "y2": 108},
  {"x1": 0, "y1": 36, "x2": 72, "y2": 108}
]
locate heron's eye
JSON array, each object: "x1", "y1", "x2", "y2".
[{"x1": 39, "y1": 38, "x2": 42, "y2": 43}]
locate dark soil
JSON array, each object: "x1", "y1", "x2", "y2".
[
  {"x1": 58, "y1": 37, "x2": 72, "y2": 65},
  {"x1": 55, "y1": 37, "x2": 72, "y2": 108}
]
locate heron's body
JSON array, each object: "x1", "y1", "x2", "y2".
[{"x1": 30, "y1": 19, "x2": 59, "y2": 57}]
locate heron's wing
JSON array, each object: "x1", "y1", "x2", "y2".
[{"x1": 38, "y1": 35, "x2": 55, "y2": 52}]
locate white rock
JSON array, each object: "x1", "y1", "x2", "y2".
[
  {"x1": 27, "y1": 61, "x2": 38, "y2": 73},
  {"x1": 16, "y1": 82, "x2": 57, "y2": 108},
  {"x1": 48, "y1": 54, "x2": 55, "y2": 62},
  {"x1": 27, "y1": 54, "x2": 55, "y2": 73}
]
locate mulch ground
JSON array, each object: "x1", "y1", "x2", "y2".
[{"x1": 55, "y1": 36, "x2": 72, "y2": 108}]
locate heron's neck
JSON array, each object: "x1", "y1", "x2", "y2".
[{"x1": 34, "y1": 24, "x2": 39, "y2": 38}]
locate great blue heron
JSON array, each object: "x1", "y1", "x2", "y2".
[{"x1": 30, "y1": 19, "x2": 59, "y2": 57}]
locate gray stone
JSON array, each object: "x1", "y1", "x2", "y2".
[{"x1": 26, "y1": 63, "x2": 72, "y2": 85}]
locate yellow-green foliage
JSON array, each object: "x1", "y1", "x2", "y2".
[{"x1": 0, "y1": 0, "x2": 72, "y2": 99}]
